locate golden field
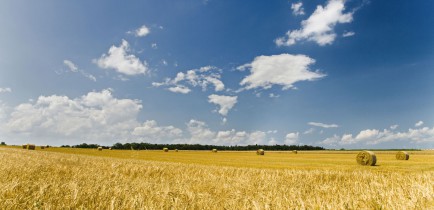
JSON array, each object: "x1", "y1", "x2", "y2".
[{"x1": 1, "y1": 146, "x2": 433, "y2": 209}]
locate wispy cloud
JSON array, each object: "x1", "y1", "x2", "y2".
[
  {"x1": 0, "y1": 87, "x2": 12, "y2": 93},
  {"x1": 63, "y1": 60, "x2": 96, "y2": 82},
  {"x1": 308, "y1": 122, "x2": 339, "y2": 128},
  {"x1": 342, "y1": 31, "x2": 355, "y2": 37}
]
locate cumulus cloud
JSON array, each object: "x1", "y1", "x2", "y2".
[
  {"x1": 152, "y1": 66, "x2": 224, "y2": 93},
  {"x1": 94, "y1": 39, "x2": 148, "y2": 76},
  {"x1": 284, "y1": 132, "x2": 299, "y2": 145},
  {"x1": 308, "y1": 122, "x2": 339, "y2": 128},
  {"x1": 187, "y1": 119, "x2": 217, "y2": 144},
  {"x1": 0, "y1": 87, "x2": 12, "y2": 93},
  {"x1": 238, "y1": 54, "x2": 325, "y2": 90},
  {"x1": 415, "y1": 121, "x2": 424, "y2": 127},
  {"x1": 320, "y1": 125, "x2": 434, "y2": 146},
  {"x1": 291, "y1": 2, "x2": 305, "y2": 16},
  {"x1": 134, "y1": 25, "x2": 150, "y2": 37},
  {"x1": 63, "y1": 60, "x2": 97, "y2": 82},
  {"x1": 208, "y1": 94, "x2": 238, "y2": 116},
  {"x1": 390, "y1": 124, "x2": 399, "y2": 130},
  {"x1": 276, "y1": 0, "x2": 354, "y2": 46},
  {"x1": 3, "y1": 89, "x2": 142, "y2": 145},
  {"x1": 132, "y1": 120, "x2": 183, "y2": 143},
  {"x1": 186, "y1": 119, "x2": 279, "y2": 145}
]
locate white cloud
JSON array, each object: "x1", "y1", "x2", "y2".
[
  {"x1": 63, "y1": 60, "x2": 96, "y2": 82},
  {"x1": 82, "y1": 72, "x2": 97, "y2": 82},
  {"x1": 187, "y1": 119, "x2": 216, "y2": 144},
  {"x1": 187, "y1": 120, "x2": 278, "y2": 146},
  {"x1": 355, "y1": 129, "x2": 379, "y2": 140},
  {"x1": 215, "y1": 129, "x2": 248, "y2": 145},
  {"x1": 0, "y1": 87, "x2": 12, "y2": 93},
  {"x1": 267, "y1": 130, "x2": 278, "y2": 134},
  {"x1": 320, "y1": 125, "x2": 434, "y2": 146},
  {"x1": 390, "y1": 124, "x2": 399, "y2": 130},
  {"x1": 152, "y1": 66, "x2": 225, "y2": 93},
  {"x1": 303, "y1": 128, "x2": 315, "y2": 134},
  {"x1": 284, "y1": 132, "x2": 299, "y2": 145},
  {"x1": 132, "y1": 120, "x2": 183, "y2": 143},
  {"x1": 269, "y1": 93, "x2": 280, "y2": 98},
  {"x1": 276, "y1": 0, "x2": 354, "y2": 46},
  {"x1": 151, "y1": 43, "x2": 158, "y2": 49},
  {"x1": 415, "y1": 121, "x2": 424, "y2": 127},
  {"x1": 321, "y1": 134, "x2": 340, "y2": 146},
  {"x1": 208, "y1": 94, "x2": 238, "y2": 116},
  {"x1": 3, "y1": 89, "x2": 142, "y2": 145},
  {"x1": 135, "y1": 25, "x2": 150, "y2": 37},
  {"x1": 248, "y1": 131, "x2": 268, "y2": 145},
  {"x1": 308, "y1": 122, "x2": 339, "y2": 128},
  {"x1": 168, "y1": 85, "x2": 191, "y2": 94},
  {"x1": 238, "y1": 54, "x2": 325, "y2": 90},
  {"x1": 0, "y1": 101, "x2": 10, "y2": 121},
  {"x1": 291, "y1": 2, "x2": 305, "y2": 16},
  {"x1": 342, "y1": 31, "x2": 355, "y2": 37},
  {"x1": 95, "y1": 39, "x2": 148, "y2": 76},
  {"x1": 63, "y1": 60, "x2": 78, "y2": 72}
]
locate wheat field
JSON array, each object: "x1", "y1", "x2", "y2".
[{"x1": 1, "y1": 147, "x2": 433, "y2": 209}]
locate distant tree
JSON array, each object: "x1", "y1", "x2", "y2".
[{"x1": 0, "y1": 142, "x2": 5, "y2": 145}]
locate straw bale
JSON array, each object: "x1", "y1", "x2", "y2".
[
  {"x1": 257, "y1": 149, "x2": 264, "y2": 155},
  {"x1": 396, "y1": 151, "x2": 409, "y2": 160},
  {"x1": 356, "y1": 150, "x2": 376, "y2": 166}
]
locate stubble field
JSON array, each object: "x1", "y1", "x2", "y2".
[{"x1": 1, "y1": 146, "x2": 433, "y2": 209}]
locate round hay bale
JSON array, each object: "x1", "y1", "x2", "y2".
[
  {"x1": 97, "y1": 147, "x2": 103, "y2": 151},
  {"x1": 212, "y1": 149, "x2": 217, "y2": 153},
  {"x1": 175, "y1": 149, "x2": 178, "y2": 152},
  {"x1": 256, "y1": 149, "x2": 264, "y2": 155},
  {"x1": 356, "y1": 150, "x2": 376, "y2": 166},
  {"x1": 396, "y1": 151, "x2": 409, "y2": 160},
  {"x1": 22, "y1": 144, "x2": 27, "y2": 149},
  {"x1": 292, "y1": 150, "x2": 298, "y2": 154},
  {"x1": 40, "y1": 146, "x2": 45, "y2": 149},
  {"x1": 163, "y1": 148, "x2": 169, "y2": 152},
  {"x1": 27, "y1": 144, "x2": 36, "y2": 150}
]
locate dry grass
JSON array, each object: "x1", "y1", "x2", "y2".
[{"x1": 1, "y1": 147, "x2": 433, "y2": 209}]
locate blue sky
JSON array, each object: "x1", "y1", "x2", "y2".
[{"x1": 0, "y1": 0, "x2": 433, "y2": 149}]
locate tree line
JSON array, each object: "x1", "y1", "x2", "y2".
[{"x1": 61, "y1": 142, "x2": 325, "y2": 151}]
